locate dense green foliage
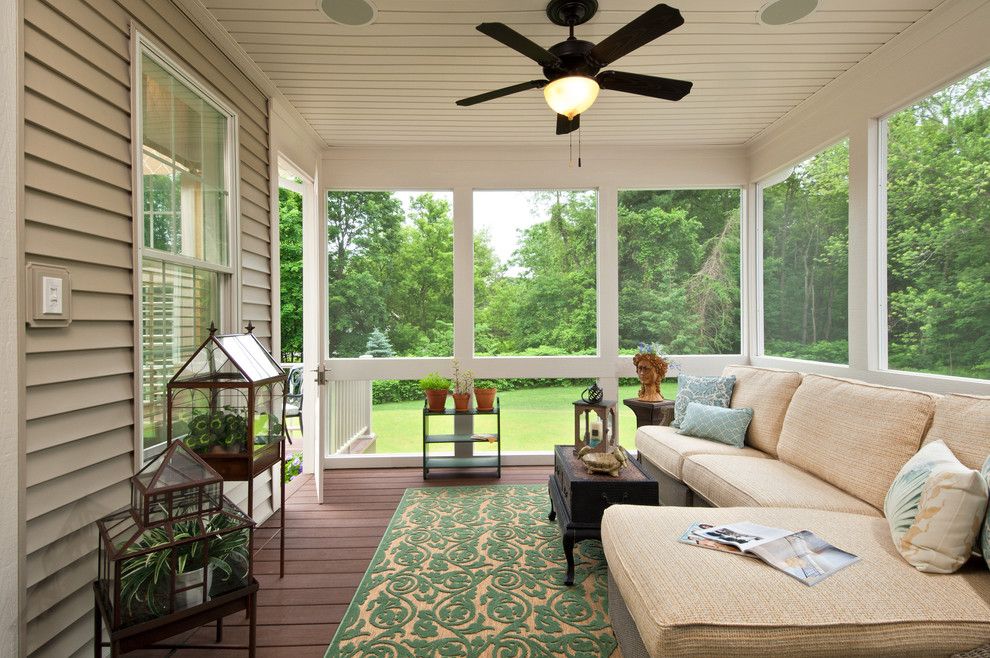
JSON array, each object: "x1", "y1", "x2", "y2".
[
  {"x1": 762, "y1": 141, "x2": 850, "y2": 363},
  {"x1": 278, "y1": 187, "x2": 303, "y2": 361},
  {"x1": 618, "y1": 189, "x2": 741, "y2": 354},
  {"x1": 886, "y1": 69, "x2": 990, "y2": 378}
]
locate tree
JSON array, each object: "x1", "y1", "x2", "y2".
[
  {"x1": 278, "y1": 187, "x2": 303, "y2": 361},
  {"x1": 364, "y1": 328, "x2": 395, "y2": 357}
]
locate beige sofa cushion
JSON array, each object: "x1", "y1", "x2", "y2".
[
  {"x1": 682, "y1": 454, "x2": 881, "y2": 516},
  {"x1": 721, "y1": 365, "x2": 803, "y2": 456},
  {"x1": 776, "y1": 374, "x2": 936, "y2": 509},
  {"x1": 923, "y1": 393, "x2": 990, "y2": 470},
  {"x1": 635, "y1": 425, "x2": 769, "y2": 479},
  {"x1": 602, "y1": 504, "x2": 990, "y2": 658}
]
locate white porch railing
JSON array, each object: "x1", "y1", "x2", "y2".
[{"x1": 329, "y1": 380, "x2": 373, "y2": 454}]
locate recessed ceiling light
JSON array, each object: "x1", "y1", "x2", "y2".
[
  {"x1": 317, "y1": 0, "x2": 377, "y2": 27},
  {"x1": 757, "y1": 0, "x2": 819, "y2": 26}
]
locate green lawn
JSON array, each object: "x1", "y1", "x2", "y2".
[{"x1": 370, "y1": 381, "x2": 678, "y2": 454}]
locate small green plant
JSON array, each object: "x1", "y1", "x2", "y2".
[
  {"x1": 452, "y1": 359, "x2": 474, "y2": 395},
  {"x1": 418, "y1": 372, "x2": 451, "y2": 392},
  {"x1": 474, "y1": 379, "x2": 498, "y2": 389},
  {"x1": 183, "y1": 407, "x2": 248, "y2": 453}
]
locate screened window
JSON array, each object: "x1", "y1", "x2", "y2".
[
  {"x1": 617, "y1": 189, "x2": 741, "y2": 354},
  {"x1": 884, "y1": 65, "x2": 990, "y2": 380},
  {"x1": 473, "y1": 190, "x2": 598, "y2": 357},
  {"x1": 761, "y1": 140, "x2": 849, "y2": 364},
  {"x1": 139, "y1": 44, "x2": 233, "y2": 458},
  {"x1": 326, "y1": 191, "x2": 454, "y2": 358}
]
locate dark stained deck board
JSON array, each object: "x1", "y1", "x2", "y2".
[{"x1": 137, "y1": 466, "x2": 552, "y2": 657}]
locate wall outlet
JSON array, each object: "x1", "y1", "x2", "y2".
[
  {"x1": 26, "y1": 263, "x2": 71, "y2": 327},
  {"x1": 42, "y1": 276, "x2": 62, "y2": 314}
]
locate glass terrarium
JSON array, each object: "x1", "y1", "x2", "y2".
[
  {"x1": 167, "y1": 326, "x2": 287, "y2": 480},
  {"x1": 96, "y1": 441, "x2": 255, "y2": 629}
]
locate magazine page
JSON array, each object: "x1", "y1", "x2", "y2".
[
  {"x1": 747, "y1": 530, "x2": 860, "y2": 586},
  {"x1": 696, "y1": 522, "x2": 792, "y2": 551},
  {"x1": 677, "y1": 523, "x2": 758, "y2": 558}
]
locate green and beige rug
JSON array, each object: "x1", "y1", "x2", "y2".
[{"x1": 325, "y1": 484, "x2": 621, "y2": 657}]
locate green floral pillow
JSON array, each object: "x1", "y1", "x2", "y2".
[
  {"x1": 884, "y1": 440, "x2": 988, "y2": 573},
  {"x1": 671, "y1": 375, "x2": 736, "y2": 429},
  {"x1": 677, "y1": 402, "x2": 753, "y2": 448},
  {"x1": 980, "y1": 457, "x2": 990, "y2": 569}
]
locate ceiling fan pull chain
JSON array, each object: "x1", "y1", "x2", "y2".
[
  {"x1": 569, "y1": 130, "x2": 573, "y2": 167},
  {"x1": 578, "y1": 123, "x2": 582, "y2": 168}
]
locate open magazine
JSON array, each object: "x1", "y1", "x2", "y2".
[{"x1": 678, "y1": 521, "x2": 859, "y2": 586}]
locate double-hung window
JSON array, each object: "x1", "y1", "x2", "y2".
[{"x1": 137, "y1": 40, "x2": 237, "y2": 460}]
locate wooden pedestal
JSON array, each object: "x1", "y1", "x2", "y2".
[{"x1": 623, "y1": 398, "x2": 675, "y2": 428}]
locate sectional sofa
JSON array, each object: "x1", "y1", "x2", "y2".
[{"x1": 601, "y1": 365, "x2": 990, "y2": 657}]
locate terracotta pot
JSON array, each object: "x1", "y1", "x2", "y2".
[
  {"x1": 452, "y1": 393, "x2": 471, "y2": 412},
  {"x1": 424, "y1": 389, "x2": 449, "y2": 413},
  {"x1": 475, "y1": 388, "x2": 497, "y2": 411}
]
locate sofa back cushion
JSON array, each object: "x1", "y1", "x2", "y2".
[
  {"x1": 776, "y1": 374, "x2": 936, "y2": 509},
  {"x1": 721, "y1": 365, "x2": 803, "y2": 457},
  {"x1": 922, "y1": 394, "x2": 990, "y2": 471}
]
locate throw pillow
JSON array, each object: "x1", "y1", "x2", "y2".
[
  {"x1": 671, "y1": 374, "x2": 736, "y2": 429},
  {"x1": 884, "y1": 440, "x2": 988, "y2": 573},
  {"x1": 980, "y1": 457, "x2": 990, "y2": 570},
  {"x1": 677, "y1": 402, "x2": 753, "y2": 448}
]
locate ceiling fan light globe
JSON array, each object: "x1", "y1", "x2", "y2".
[{"x1": 543, "y1": 76, "x2": 599, "y2": 120}]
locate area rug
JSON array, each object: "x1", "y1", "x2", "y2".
[{"x1": 325, "y1": 484, "x2": 621, "y2": 657}]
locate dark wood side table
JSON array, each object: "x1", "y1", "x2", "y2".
[
  {"x1": 623, "y1": 398, "x2": 675, "y2": 428},
  {"x1": 547, "y1": 445, "x2": 658, "y2": 586}
]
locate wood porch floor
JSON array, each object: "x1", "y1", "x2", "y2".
[{"x1": 146, "y1": 466, "x2": 553, "y2": 657}]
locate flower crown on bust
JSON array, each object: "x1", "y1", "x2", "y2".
[{"x1": 635, "y1": 342, "x2": 681, "y2": 372}]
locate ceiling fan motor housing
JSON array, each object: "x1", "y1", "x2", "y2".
[
  {"x1": 544, "y1": 39, "x2": 601, "y2": 81},
  {"x1": 546, "y1": 0, "x2": 599, "y2": 27}
]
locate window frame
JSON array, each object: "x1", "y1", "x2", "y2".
[
  {"x1": 755, "y1": 138, "x2": 851, "y2": 367},
  {"x1": 132, "y1": 33, "x2": 241, "y2": 465}
]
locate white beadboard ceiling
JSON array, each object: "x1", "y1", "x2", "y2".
[{"x1": 203, "y1": 0, "x2": 944, "y2": 146}]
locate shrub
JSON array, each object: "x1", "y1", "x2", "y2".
[{"x1": 418, "y1": 372, "x2": 451, "y2": 392}]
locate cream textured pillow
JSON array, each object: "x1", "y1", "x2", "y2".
[{"x1": 884, "y1": 440, "x2": 988, "y2": 573}]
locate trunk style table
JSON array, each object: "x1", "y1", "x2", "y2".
[{"x1": 547, "y1": 444, "x2": 659, "y2": 586}]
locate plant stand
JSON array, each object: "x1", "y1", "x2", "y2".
[
  {"x1": 622, "y1": 398, "x2": 675, "y2": 428},
  {"x1": 422, "y1": 399, "x2": 501, "y2": 478},
  {"x1": 93, "y1": 579, "x2": 259, "y2": 657}
]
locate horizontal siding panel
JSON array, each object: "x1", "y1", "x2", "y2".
[
  {"x1": 241, "y1": 267, "x2": 270, "y2": 290},
  {"x1": 26, "y1": 453, "x2": 133, "y2": 521},
  {"x1": 26, "y1": 374, "x2": 133, "y2": 421},
  {"x1": 24, "y1": 188, "x2": 132, "y2": 242},
  {"x1": 240, "y1": 182, "x2": 271, "y2": 216},
  {"x1": 241, "y1": 164, "x2": 270, "y2": 199},
  {"x1": 241, "y1": 214, "x2": 271, "y2": 243},
  {"x1": 73, "y1": 292, "x2": 133, "y2": 322},
  {"x1": 25, "y1": 2, "x2": 129, "y2": 84},
  {"x1": 24, "y1": 26, "x2": 129, "y2": 110},
  {"x1": 26, "y1": 401, "x2": 134, "y2": 454},
  {"x1": 243, "y1": 283, "x2": 270, "y2": 305},
  {"x1": 26, "y1": 527, "x2": 95, "y2": 589},
  {"x1": 242, "y1": 302, "x2": 271, "y2": 323},
  {"x1": 28, "y1": 602, "x2": 91, "y2": 657},
  {"x1": 25, "y1": 220, "x2": 132, "y2": 268},
  {"x1": 241, "y1": 233, "x2": 271, "y2": 258},
  {"x1": 24, "y1": 91, "x2": 131, "y2": 166},
  {"x1": 239, "y1": 143, "x2": 269, "y2": 177},
  {"x1": 26, "y1": 347, "x2": 132, "y2": 387},
  {"x1": 48, "y1": 260, "x2": 132, "y2": 295},
  {"x1": 26, "y1": 481, "x2": 128, "y2": 554},
  {"x1": 26, "y1": 583, "x2": 92, "y2": 654},
  {"x1": 42, "y1": 0, "x2": 129, "y2": 57},
  {"x1": 242, "y1": 250, "x2": 271, "y2": 275},
  {"x1": 27, "y1": 426, "x2": 133, "y2": 487},
  {"x1": 24, "y1": 157, "x2": 131, "y2": 216},
  {"x1": 24, "y1": 124, "x2": 131, "y2": 191},
  {"x1": 24, "y1": 59, "x2": 130, "y2": 138},
  {"x1": 240, "y1": 124, "x2": 270, "y2": 164},
  {"x1": 25, "y1": 322, "x2": 133, "y2": 355}
]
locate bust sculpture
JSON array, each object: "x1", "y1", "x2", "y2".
[{"x1": 633, "y1": 352, "x2": 669, "y2": 402}]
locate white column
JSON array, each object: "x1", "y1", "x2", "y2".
[
  {"x1": 847, "y1": 120, "x2": 878, "y2": 373},
  {"x1": 1, "y1": 0, "x2": 24, "y2": 651},
  {"x1": 452, "y1": 187, "x2": 474, "y2": 456},
  {"x1": 742, "y1": 183, "x2": 760, "y2": 362},
  {"x1": 598, "y1": 186, "x2": 619, "y2": 400}
]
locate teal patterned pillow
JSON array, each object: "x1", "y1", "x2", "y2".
[
  {"x1": 671, "y1": 374, "x2": 736, "y2": 429},
  {"x1": 981, "y1": 456, "x2": 990, "y2": 569},
  {"x1": 677, "y1": 402, "x2": 753, "y2": 448}
]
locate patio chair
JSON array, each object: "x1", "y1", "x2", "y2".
[{"x1": 284, "y1": 364, "x2": 303, "y2": 440}]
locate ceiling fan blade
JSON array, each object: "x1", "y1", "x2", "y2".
[
  {"x1": 589, "y1": 4, "x2": 684, "y2": 67},
  {"x1": 455, "y1": 79, "x2": 548, "y2": 106},
  {"x1": 596, "y1": 70, "x2": 692, "y2": 101},
  {"x1": 477, "y1": 23, "x2": 562, "y2": 69},
  {"x1": 556, "y1": 113, "x2": 580, "y2": 135}
]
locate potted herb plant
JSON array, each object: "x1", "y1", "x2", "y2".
[
  {"x1": 452, "y1": 360, "x2": 474, "y2": 412},
  {"x1": 474, "y1": 379, "x2": 498, "y2": 412},
  {"x1": 419, "y1": 372, "x2": 451, "y2": 412}
]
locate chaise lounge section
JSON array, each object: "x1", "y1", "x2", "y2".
[{"x1": 602, "y1": 366, "x2": 990, "y2": 657}]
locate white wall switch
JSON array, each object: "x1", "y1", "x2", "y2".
[{"x1": 42, "y1": 276, "x2": 62, "y2": 314}]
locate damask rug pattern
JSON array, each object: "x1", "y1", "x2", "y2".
[{"x1": 325, "y1": 484, "x2": 620, "y2": 657}]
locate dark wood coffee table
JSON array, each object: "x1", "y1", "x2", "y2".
[{"x1": 548, "y1": 444, "x2": 659, "y2": 585}]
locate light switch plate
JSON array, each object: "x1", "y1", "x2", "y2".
[{"x1": 26, "y1": 263, "x2": 72, "y2": 327}]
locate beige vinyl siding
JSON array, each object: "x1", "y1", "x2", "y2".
[{"x1": 22, "y1": 0, "x2": 274, "y2": 655}]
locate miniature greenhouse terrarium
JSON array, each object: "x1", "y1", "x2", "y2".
[
  {"x1": 167, "y1": 325, "x2": 287, "y2": 480},
  {"x1": 95, "y1": 441, "x2": 255, "y2": 629}
]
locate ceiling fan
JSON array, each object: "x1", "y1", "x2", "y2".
[{"x1": 455, "y1": 0, "x2": 693, "y2": 135}]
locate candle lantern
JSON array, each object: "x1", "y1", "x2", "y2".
[{"x1": 572, "y1": 397, "x2": 617, "y2": 455}]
